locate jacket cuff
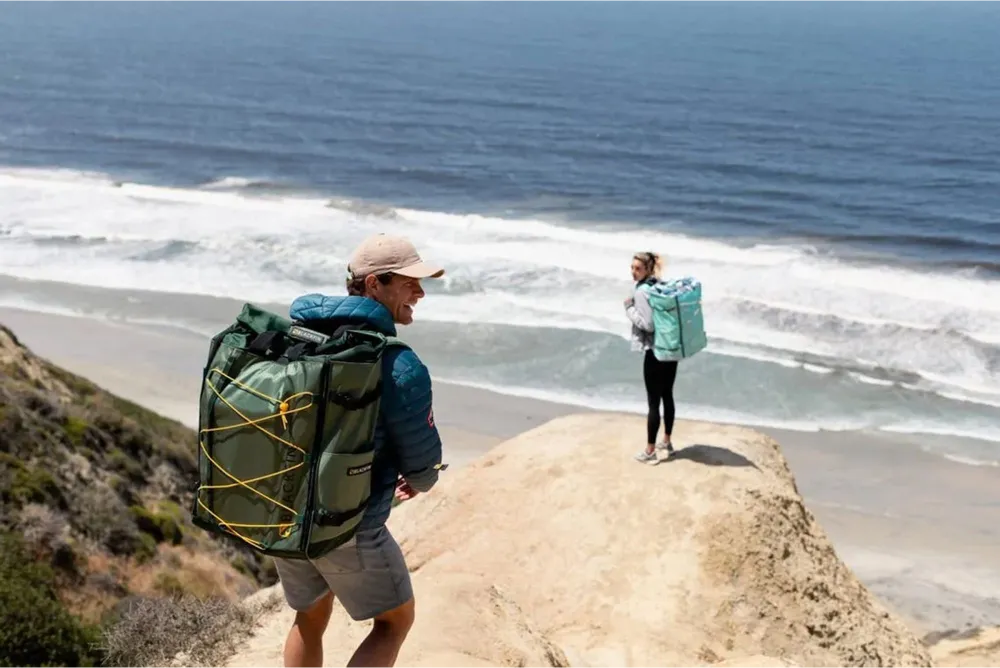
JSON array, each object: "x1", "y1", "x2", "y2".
[{"x1": 404, "y1": 467, "x2": 439, "y2": 493}]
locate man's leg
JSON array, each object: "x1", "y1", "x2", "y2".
[
  {"x1": 347, "y1": 597, "x2": 415, "y2": 667},
  {"x1": 272, "y1": 556, "x2": 336, "y2": 668},
  {"x1": 319, "y1": 526, "x2": 416, "y2": 668},
  {"x1": 284, "y1": 591, "x2": 334, "y2": 668}
]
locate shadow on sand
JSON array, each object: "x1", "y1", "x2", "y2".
[{"x1": 661, "y1": 444, "x2": 758, "y2": 469}]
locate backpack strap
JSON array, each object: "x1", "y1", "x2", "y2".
[
  {"x1": 285, "y1": 318, "x2": 411, "y2": 360},
  {"x1": 383, "y1": 335, "x2": 411, "y2": 352}
]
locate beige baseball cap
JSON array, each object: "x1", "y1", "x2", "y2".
[{"x1": 347, "y1": 234, "x2": 445, "y2": 280}]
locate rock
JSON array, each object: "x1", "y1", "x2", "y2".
[
  {"x1": 220, "y1": 414, "x2": 931, "y2": 667},
  {"x1": 717, "y1": 656, "x2": 798, "y2": 667},
  {"x1": 930, "y1": 626, "x2": 1000, "y2": 667}
]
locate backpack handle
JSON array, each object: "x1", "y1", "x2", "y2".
[{"x1": 247, "y1": 330, "x2": 287, "y2": 357}]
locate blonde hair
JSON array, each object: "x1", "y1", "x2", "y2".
[{"x1": 633, "y1": 251, "x2": 663, "y2": 279}]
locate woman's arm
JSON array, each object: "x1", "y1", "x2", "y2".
[{"x1": 625, "y1": 288, "x2": 654, "y2": 332}]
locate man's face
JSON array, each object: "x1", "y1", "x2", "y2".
[{"x1": 366, "y1": 273, "x2": 426, "y2": 325}]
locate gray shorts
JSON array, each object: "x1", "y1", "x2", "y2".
[{"x1": 272, "y1": 525, "x2": 413, "y2": 621}]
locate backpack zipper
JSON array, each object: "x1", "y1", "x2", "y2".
[
  {"x1": 674, "y1": 295, "x2": 686, "y2": 358},
  {"x1": 300, "y1": 358, "x2": 330, "y2": 554}
]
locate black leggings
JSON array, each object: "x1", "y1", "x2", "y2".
[{"x1": 643, "y1": 349, "x2": 678, "y2": 444}]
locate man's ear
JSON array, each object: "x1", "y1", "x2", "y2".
[{"x1": 364, "y1": 274, "x2": 380, "y2": 295}]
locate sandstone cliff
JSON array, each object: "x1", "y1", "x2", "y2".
[{"x1": 222, "y1": 413, "x2": 930, "y2": 667}]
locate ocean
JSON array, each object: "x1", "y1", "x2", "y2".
[{"x1": 1, "y1": 3, "x2": 998, "y2": 463}]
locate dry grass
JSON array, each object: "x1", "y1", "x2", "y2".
[
  {"x1": 18, "y1": 503, "x2": 71, "y2": 553},
  {"x1": 126, "y1": 545, "x2": 258, "y2": 603},
  {"x1": 74, "y1": 483, "x2": 136, "y2": 547},
  {"x1": 98, "y1": 590, "x2": 281, "y2": 667}
]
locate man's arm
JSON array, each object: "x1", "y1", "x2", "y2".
[
  {"x1": 383, "y1": 348, "x2": 443, "y2": 493},
  {"x1": 625, "y1": 288, "x2": 654, "y2": 332}
]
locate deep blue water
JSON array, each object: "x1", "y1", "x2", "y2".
[
  {"x1": 2, "y1": 2, "x2": 999, "y2": 268},
  {"x1": 1, "y1": 2, "x2": 999, "y2": 456}
]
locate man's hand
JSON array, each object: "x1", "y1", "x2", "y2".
[
  {"x1": 395, "y1": 477, "x2": 420, "y2": 502},
  {"x1": 624, "y1": 296, "x2": 634, "y2": 307}
]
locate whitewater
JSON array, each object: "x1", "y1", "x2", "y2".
[{"x1": 1, "y1": 167, "x2": 999, "y2": 455}]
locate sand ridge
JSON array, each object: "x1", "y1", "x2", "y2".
[{"x1": 221, "y1": 414, "x2": 931, "y2": 667}]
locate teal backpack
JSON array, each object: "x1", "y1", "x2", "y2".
[{"x1": 640, "y1": 277, "x2": 708, "y2": 362}]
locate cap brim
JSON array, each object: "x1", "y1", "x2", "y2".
[{"x1": 395, "y1": 262, "x2": 445, "y2": 279}]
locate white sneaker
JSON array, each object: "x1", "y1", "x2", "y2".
[
  {"x1": 656, "y1": 441, "x2": 675, "y2": 454},
  {"x1": 634, "y1": 449, "x2": 658, "y2": 463}
]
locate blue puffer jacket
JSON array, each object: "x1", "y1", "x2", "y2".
[{"x1": 290, "y1": 293, "x2": 443, "y2": 532}]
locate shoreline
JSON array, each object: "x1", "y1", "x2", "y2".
[
  {"x1": 2, "y1": 303, "x2": 1000, "y2": 634},
  {"x1": 2, "y1": 273, "x2": 999, "y2": 462}
]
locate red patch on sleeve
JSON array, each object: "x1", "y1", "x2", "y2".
[{"x1": 427, "y1": 407, "x2": 435, "y2": 428}]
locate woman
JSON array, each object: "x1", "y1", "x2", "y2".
[{"x1": 624, "y1": 251, "x2": 678, "y2": 463}]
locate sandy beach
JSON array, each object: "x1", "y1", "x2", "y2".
[{"x1": 3, "y1": 300, "x2": 999, "y2": 637}]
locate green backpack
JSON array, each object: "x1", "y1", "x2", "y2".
[{"x1": 191, "y1": 303, "x2": 406, "y2": 560}]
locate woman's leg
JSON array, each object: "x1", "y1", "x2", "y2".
[
  {"x1": 637, "y1": 350, "x2": 662, "y2": 461},
  {"x1": 644, "y1": 350, "x2": 662, "y2": 446},
  {"x1": 659, "y1": 361, "x2": 679, "y2": 448}
]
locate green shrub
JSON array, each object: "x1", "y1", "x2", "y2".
[
  {"x1": 0, "y1": 533, "x2": 101, "y2": 667},
  {"x1": 135, "y1": 533, "x2": 158, "y2": 564},
  {"x1": 130, "y1": 506, "x2": 183, "y2": 545},
  {"x1": 45, "y1": 364, "x2": 98, "y2": 397},
  {"x1": 230, "y1": 554, "x2": 252, "y2": 578},
  {"x1": 63, "y1": 416, "x2": 89, "y2": 446},
  {"x1": 155, "y1": 500, "x2": 183, "y2": 520},
  {"x1": 153, "y1": 572, "x2": 185, "y2": 597},
  {"x1": 106, "y1": 473, "x2": 129, "y2": 498},
  {"x1": 75, "y1": 483, "x2": 145, "y2": 556},
  {"x1": 4, "y1": 461, "x2": 63, "y2": 507},
  {"x1": 107, "y1": 448, "x2": 143, "y2": 480},
  {"x1": 95, "y1": 394, "x2": 197, "y2": 472}
]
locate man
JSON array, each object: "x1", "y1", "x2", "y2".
[{"x1": 272, "y1": 233, "x2": 445, "y2": 667}]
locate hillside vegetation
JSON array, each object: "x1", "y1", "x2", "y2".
[{"x1": 0, "y1": 323, "x2": 276, "y2": 666}]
